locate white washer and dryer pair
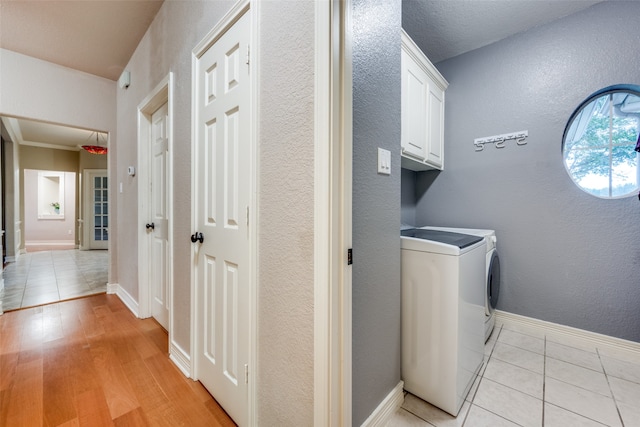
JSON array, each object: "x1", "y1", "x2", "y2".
[{"x1": 419, "y1": 226, "x2": 500, "y2": 342}]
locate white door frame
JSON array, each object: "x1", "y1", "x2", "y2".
[
  {"x1": 314, "y1": 0, "x2": 353, "y2": 425},
  {"x1": 190, "y1": 0, "x2": 257, "y2": 424},
  {"x1": 137, "y1": 73, "x2": 175, "y2": 332}
]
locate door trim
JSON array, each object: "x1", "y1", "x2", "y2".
[
  {"x1": 314, "y1": 0, "x2": 353, "y2": 425},
  {"x1": 137, "y1": 73, "x2": 174, "y2": 337},
  {"x1": 190, "y1": 1, "x2": 257, "y2": 425}
]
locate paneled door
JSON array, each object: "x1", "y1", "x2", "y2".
[
  {"x1": 89, "y1": 171, "x2": 108, "y2": 250},
  {"x1": 150, "y1": 102, "x2": 170, "y2": 329},
  {"x1": 193, "y1": 5, "x2": 251, "y2": 426}
]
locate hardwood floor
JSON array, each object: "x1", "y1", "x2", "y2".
[{"x1": 0, "y1": 294, "x2": 236, "y2": 426}]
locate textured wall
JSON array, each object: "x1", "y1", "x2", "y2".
[
  {"x1": 119, "y1": 1, "x2": 316, "y2": 423},
  {"x1": 405, "y1": 2, "x2": 640, "y2": 342},
  {"x1": 352, "y1": 0, "x2": 403, "y2": 424},
  {"x1": 117, "y1": 0, "x2": 234, "y2": 352},
  {"x1": 257, "y1": 1, "x2": 315, "y2": 424}
]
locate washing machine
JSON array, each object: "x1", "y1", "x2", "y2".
[
  {"x1": 419, "y1": 226, "x2": 500, "y2": 341},
  {"x1": 401, "y1": 228, "x2": 486, "y2": 416}
]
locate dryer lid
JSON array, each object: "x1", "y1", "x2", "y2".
[{"x1": 401, "y1": 229, "x2": 483, "y2": 249}]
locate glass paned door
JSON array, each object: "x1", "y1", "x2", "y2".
[{"x1": 91, "y1": 175, "x2": 108, "y2": 249}]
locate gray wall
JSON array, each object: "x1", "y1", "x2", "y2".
[
  {"x1": 404, "y1": 2, "x2": 640, "y2": 342},
  {"x1": 352, "y1": 0, "x2": 403, "y2": 424}
]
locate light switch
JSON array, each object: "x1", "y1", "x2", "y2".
[{"x1": 378, "y1": 148, "x2": 391, "y2": 175}]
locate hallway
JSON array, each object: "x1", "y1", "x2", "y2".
[
  {"x1": 0, "y1": 293, "x2": 235, "y2": 426},
  {"x1": 0, "y1": 249, "x2": 108, "y2": 312}
]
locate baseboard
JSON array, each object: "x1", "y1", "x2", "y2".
[
  {"x1": 361, "y1": 381, "x2": 404, "y2": 427},
  {"x1": 111, "y1": 283, "x2": 140, "y2": 318},
  {"x1": 495, "y1": 310, "x2": 640, "y2": 356},
  {"x1": 169, "y1": 341, "x2": 192, "y2": 378},
  {"x1": 5, "y1": 256, "x2": 15, "y2": 263}
]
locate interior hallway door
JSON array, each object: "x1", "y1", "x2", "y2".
[
  {"x1": 149, "y1": 102, "x2": 170, "y2": 329},
  {"x1": 193, "y1": 6, "x2": 251, "y2": 426}
]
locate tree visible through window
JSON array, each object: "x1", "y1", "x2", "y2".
[{"x1": 563, "y1": 86, "x2": 640, "y2": 199}]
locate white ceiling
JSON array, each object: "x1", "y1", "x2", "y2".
[
  {"x1": 402, "y1": 0, "x2": 605, "y2": 64},
  {"x1": 0, "y1": 0, "x2": 164, "y2": 81},
  {"x1": 1, "y1": 116, "x2": 107, "y2": 151},
  {"x1": 0, "y1": 0, "x2": 604, "y2": 147}
]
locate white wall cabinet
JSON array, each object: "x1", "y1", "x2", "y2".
[{"x1": 401, "y1": 30, "x2": 449, "y2": 171}]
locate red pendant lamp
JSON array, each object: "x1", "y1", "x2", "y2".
[{"x1": 82, "y1": 132, "x2": 108, "y2": 155}]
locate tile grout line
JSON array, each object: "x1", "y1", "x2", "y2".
[{"x1": 597, "y1": 348, "x2": 626, "y2": 427}]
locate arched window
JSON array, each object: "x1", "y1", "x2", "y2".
[{"x1": 562, "y1": 85, "x2": 640, "y2": 199}]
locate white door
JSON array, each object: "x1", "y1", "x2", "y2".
[
  {"x1": 149, "y1": 102, "x2": 170, "y2": 329},
  {"x1": 90, "y1": 172, "x2": 108, "y2": 250},
  {"x1": 193, "y1": 7, "x2": 251, "y2": 427}
]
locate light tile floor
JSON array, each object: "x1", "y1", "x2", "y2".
[
  {"x1": 389, "y1": 321, "x2": 640, "y2": 427},
  {"x1": 0, "y1": 249, "x2": 108, "y2": 311}
]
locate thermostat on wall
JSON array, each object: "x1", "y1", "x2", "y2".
[{"x1": 127, "y1": 166, "x2": 136, "y2": 176}]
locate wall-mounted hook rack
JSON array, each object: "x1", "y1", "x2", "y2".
[{"x1": 474, "y1": 130, "x2": 529, "y2": 151}]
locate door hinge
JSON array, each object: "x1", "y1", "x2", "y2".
[
  {"x1": 244, "y1": 364, "x2": 249, "y2": 384},
  {"x1": 347, "y1": 248, "x2": 353, "y2": 265},
  {"x1": 246, "y1": 206, "x2": 249, "y2": 227},
  {"x1": 246, "y1": 45, "x2": 250, "y2": 66}
]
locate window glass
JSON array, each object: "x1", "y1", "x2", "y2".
[{"x1": 562, "y1": 86, "x2": 640, "y2": 198}]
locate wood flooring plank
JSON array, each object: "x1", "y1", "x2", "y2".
[
  {"x1": 143, "y1": 353, "x2": 227, "y2": 426},
  {"x1": 0, "y1": 388, "x2": 11, "y2": 426},
  {"x1": 5, "y1": 358, "x2": 43, "y2": 427},
  {"x1": 120, "y1": 358, "x2": 168, "y2": 413},
  {"x1": 88, "y1": 339, "x2": 141, "y2": 420},
  {"x1": 0, "y1": 352, "x2": 19, "y2": 391},
  {"x1": 113, "y1": 407, "x2": 150, "y2": 427},
  {"x1": 42, "y1": 344, "x2": 77, "y2": 427},
  {"x1": 75, "y1": 388, "x2": 115, "y2": 427}
]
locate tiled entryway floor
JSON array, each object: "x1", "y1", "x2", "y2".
[
  {"x1": 0, "y1": 249, "x2": 108, "y2": 311},
  {"x1": 389, "y1": 321, "x2": 640, "y2": 427}
]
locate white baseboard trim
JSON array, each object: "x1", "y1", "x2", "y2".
[
  {"x1": 495, "y1": 310, "x2": 640, "y2": 355},
  {"x1": 361, "y1": 381, "x2": 404, "y2": 427},
  {"x1": 0, "y1": 300, "x2": 3, "y2": 315},
  {"x1": 5, "y1": 256, "x2": 15, "y2": 263},
  {"x1": 170, "y1": 341, "x2": 192, "y2": 378},
  {"x1": 111, "y1": 283, "x2": 140, "y2": 318}
]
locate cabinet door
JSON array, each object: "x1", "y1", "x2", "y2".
[
  {"x1": 401, "y1": 48, "x2": 428, "y2": 161},
  {"x1": 426, "y1": 83, "x2": 444, "y2": 168}
]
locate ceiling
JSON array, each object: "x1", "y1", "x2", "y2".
[
  {"x1": 0, "y1": 0, "x2": 604, "y2": 147},
  {"x1": 1, "y1": 116, "x2": 107, "y2": 152},
  {"x1": 403, "y1": 0, "x2": 604, "y2": 64},
  {"x1": 0, "y1": 0, "x2": 164, "y2": 81}
]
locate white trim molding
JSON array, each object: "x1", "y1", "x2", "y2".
[
  {"x1": 361, "y1": 381, "x2": 405, "y2": 427},
  {"x1": 314, "y1": 0, "x2": 353, "y2": 425},
  {"x1": 495, "y1": 310, "x2": 640, "y2": 356},
  {"x1": 169, "y1": 341, "x2": 192, "y2": 378},
  {"x1": 111, "y1": 283, "x2": 140, "y2": 318}
]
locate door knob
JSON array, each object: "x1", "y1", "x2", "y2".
[
  {"x1": 146, "y1": 223, "x2": 155, "y2": 230},
  {"x1": 190, "y1": 232, "x2": 204, "y2": 243}
]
